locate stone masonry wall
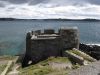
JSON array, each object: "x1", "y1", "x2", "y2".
[
  {"x1": 59, "y1": 28, "x2": 79, "y2": 50},
  {"x1": 22, "y1": 27, "x2": 79, "y2": 67}
]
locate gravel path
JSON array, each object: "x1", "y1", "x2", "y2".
[{"x1": 68, "y1": 61, "x2": 100, "y2": 75}]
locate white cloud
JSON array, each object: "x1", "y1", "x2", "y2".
[{"x1": 0, "y1": 0, "x2": 100, "y2": 19}]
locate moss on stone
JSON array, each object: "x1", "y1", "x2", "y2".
[{"x1": 68, "y1": 50, "x2": 96, "y2": 62}]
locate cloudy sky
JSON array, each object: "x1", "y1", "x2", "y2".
[{"x1": 0, "y1": 0, "x2": 100, "y2": 19}]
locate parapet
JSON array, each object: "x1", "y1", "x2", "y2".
[
  {"x1": 31, "y1": 30, "x2": 41, "y2": 35},
  {"x1": 31, "y1": 29, "x2": 54, "y2": 35},
  {"x1": 44, "y1": 29, "x2": 55, "y2": 34},
  {"x1": 59, "y1": 27, "x2": 78, "y2": 34},
  {"x1": 30, "y1": 27, "x2": 78, "y2": 35},
  {"x1": 27, "y1": 27, "x2": 79, "y2": 52}
]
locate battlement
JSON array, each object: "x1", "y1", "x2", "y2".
[
  {"x1": 31, "y1": 29, "x2": 55, "y2": 35},
  {"x1": 23, "y1": 27, "x2": 79, "y2": 67},
  {"x1": 29, "y1": 27, "x2": 78, "y2": 35}
]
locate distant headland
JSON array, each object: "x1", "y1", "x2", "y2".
[{"x1": 0, "y1": 18, "x2": 100, "y2": 21}]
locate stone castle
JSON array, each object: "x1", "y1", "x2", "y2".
[{"x1": 22, "y1": 27, "x2": 79, "y2": 67}]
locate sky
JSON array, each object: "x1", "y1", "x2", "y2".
[{"x1": 0, "y1": 0, "x2": 100, "y2": 19}]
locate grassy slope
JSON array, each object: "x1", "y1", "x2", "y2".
[
  {"x1": 19, "y1": 57, "x2": 80, "y2": 75},
  {"x1": 0, "y1": 64, "x2": 7, "y2": 74},
  {"x1": 0, "y1": 55, "x2": 17, "y2": 74},
  {"x1": 19, "y1": 49, "x2": 96, "y2": 75}
]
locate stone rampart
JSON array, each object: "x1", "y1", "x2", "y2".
[{"x1": 22, "y1": 27, "x2": 79, "y2": 67}]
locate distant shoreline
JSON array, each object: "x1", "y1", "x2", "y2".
[{"x1": 0, "y1": 18, "x2": 100, "y2": 21}]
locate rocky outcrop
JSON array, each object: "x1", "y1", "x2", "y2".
[
  {"x1": 72, "y1": 48, "x2": 96, "y2": 62},
  {"x1": 63, "y1": 51, "x2": 85, "y2": 65},
  {"x1": 79, "y1": 43, "x2": 100, "y2": 60},
  {"x1": 63, "y1": 49, "x2": 96, "y2": 65}
]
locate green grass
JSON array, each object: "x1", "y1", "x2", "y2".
[
  {"x1": 0, "y1": 64, "x2": 6, "y2": 74},
  {"x1": 72, "y1": 63, "x2": 81, "y2": 69},
  {"x1": 19, "y1": 57, "x2": 72, "y2": 75},
  {"x1": 20, "y1": 66, "x2": 53, "y2": 75},
  {"x1": 19, "y1": 49, "x2": 96, "y2": 75},
  {"x1": 19, "y1": 56, "x2": 90, "y2": 75},
  {"x1": 40, "y1": 57, "x2": 71, "y2": 63},
  {"x1": 19, "y1": 62, "x2": 54, "y2": 75},
  {"x1": 0, "y1": 55, "x2": 18, "y2": 74}
]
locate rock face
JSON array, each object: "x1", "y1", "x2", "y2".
[
  {"x1": 79, "y1": 43, "x2": 100, "y2": 60},
  {"x1": 22, "y1": 27, "x2": 79, "y2": 67},
  {"x1": 63, "y1": 48, "x2": 96, "y2": 65},
  {"x1": 64, "y1": 51, "x2": 85, "y2": 65}
]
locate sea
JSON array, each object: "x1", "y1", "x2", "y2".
[{"x1": 0, "y1": 20, "x2": 100, "y2": 55}]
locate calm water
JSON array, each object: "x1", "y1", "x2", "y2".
[{"x1": 0, "y1": 20, "x2": 100, "y2": 55}]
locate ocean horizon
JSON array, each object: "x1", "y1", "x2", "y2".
[{"x1": 0, "y1": 20, "x2": 100, "y2": 55}]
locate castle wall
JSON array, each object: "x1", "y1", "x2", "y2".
[
  {"x1": 30, "y1": 38, "x2": 62, "y2": 63},
  {"x1": 44, "y1": 29, "x2": 55, "y2": 34},
  {"x1": 23, "y1": 27, "x2": 79, "y2": 66},
  {"x1": 59, "y1": 27, "x2": 79, "y2": 50}
]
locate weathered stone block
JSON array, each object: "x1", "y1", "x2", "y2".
[{"x1": 63, "y1": 51, "x2": 85, "y2": 65}]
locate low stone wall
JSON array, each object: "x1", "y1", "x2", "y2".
[
  {"x1": 63, "y1": 51, "x2": 85, "y2": 65},
  {"x1": 72, "y1": 48, "x2": 97, "y2": 62},
  {"x1": 1, "y1": 61, "x2": 13, "y2": 75}
]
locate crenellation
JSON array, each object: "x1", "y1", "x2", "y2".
[
  {"x1": 31, "y1": 31, "x2": 35, "y2": 35},
  {"x1": 35, "y1": 30, "x2": 41, "y2": 35},
  {"x1": 44, "y1": 29, "x2": 55, "y2": 34}
]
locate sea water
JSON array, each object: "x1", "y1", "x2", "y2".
[{"x1": 0, "y1": 20, "x2": 100, "y2": 55}]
